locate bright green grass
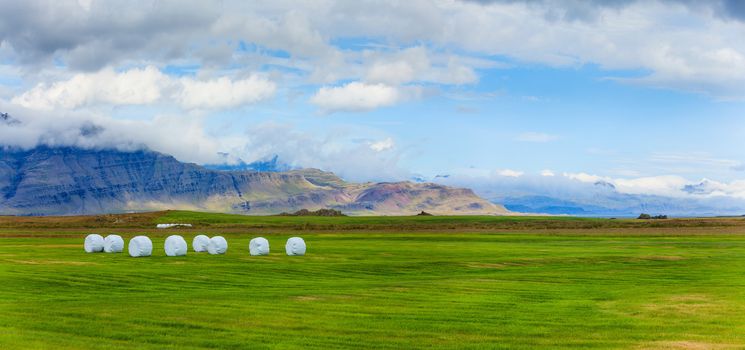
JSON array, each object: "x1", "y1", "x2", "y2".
[{"x1": 2, "y1": 231, "x2": 745, "y2": 349}]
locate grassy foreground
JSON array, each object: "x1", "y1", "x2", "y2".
[{"x1": 2, "y1": 212, "x2": 745, "y2": 349}]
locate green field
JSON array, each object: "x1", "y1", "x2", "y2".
[{"x1": 2, "y1": 212, "x2": 745, "y2": 349}]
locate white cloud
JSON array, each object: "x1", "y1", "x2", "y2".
[
  {"x1": 563, "y1": 172, "x2": 609, "y2": 183},
  {"x1": 310, "y1": 82, "x2": 408, "y2": 113},
  {"x1": 369, "y1": 137, "x2": 395, "y2": 152},
  {"x1": 498, "y1": 169, "x2": 524, "y2": 177},
  {"x1": 0, "y1": 102, "x2": 225, "y2": 164},
  {"x1": 229, "y1": 123, "x2": 409, "y2": 182},
  {"x1": 516, "y1": 132, "x2": 559, "y2": 143},
  {"x1": 11, "y1": 66, "x2": 275, "y2": 111},
  {"x1": 612, "y1": 175, "x2": 690, "y2": 197},
  {"x1": 178, "y1": 75, "x2": 276, "y2": 110},
  {"x1": 12, "y1": 66, "x2": 168, "y2": 110},
  {"x1": 540, "y1": 169, "x2": 555, "y2": 177},
  {"x1": 682, "y1": 178, "x2": 745, "y2": 198},
  {"x1": 560, "y1": 172, "x2": 745, "y2": 198}
]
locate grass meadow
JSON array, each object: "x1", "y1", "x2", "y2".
[{"x1": 2, "y1": 211, "x2": 745, "y2": 349}]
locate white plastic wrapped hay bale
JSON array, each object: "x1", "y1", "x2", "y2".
[
  {"x1": 164, "y1": 235, "x2": 188, "y2": 256},
  {"x1": 249, "y1": 237, "x2": 270, "y2": 256},
  {"x1": 285, "y1": 237, "x2": 306, "y2": 256},
  {"x1": 207, "y1": 236, "x2": 228, "y2": 255},
  {"x1": 192, "y1": 235, "x2": 210, "y2": 252},
  {"x1": 128, "y1": 236, "x2": 153, "y2": 257},
  {"x1": 103, "y1": 234, "x2": 124, "y2": 253},
  {"x1": 84, "y1": 234, "x2": 104, "y2": 253}
]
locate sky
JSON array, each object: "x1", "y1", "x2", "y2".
[{"x1": 1, "y1": 0, "x2": 745, "y2": 202}]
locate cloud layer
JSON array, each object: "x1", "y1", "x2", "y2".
[
  {"x1": 2, "y1": 0, "x2": 745, "y2": 104},
  {"x1": 435, "y1": 167, "x2": 745, "y2": 216},
  {"x1": 442, "y1": 167, "x2": 745, "y2": 201},
  {"x1": 0, "y1": 102, "x2": 407, "y2": 182}
]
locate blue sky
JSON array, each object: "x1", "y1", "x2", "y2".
[{"x1": 1, "y1": 0, "x2": 745, "y2": 202}]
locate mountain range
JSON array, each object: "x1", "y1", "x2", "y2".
[
  {"x1": 0, "y1": 146, "x2": 507, "y2": 216},
  {"x1": 477, "y1": 181, "x2": 745, "y2": 217}
]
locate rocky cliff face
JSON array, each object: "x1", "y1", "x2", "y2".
[{"x1": 0, "y1": 146, "x2": 508, "y2": 216}]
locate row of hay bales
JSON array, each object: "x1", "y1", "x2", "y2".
[{"x1": 84, "y1": 234, "x2": 306, "y2": 257}]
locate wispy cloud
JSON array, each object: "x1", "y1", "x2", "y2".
[
  {"x1": 515, "y1": 132, "x2": 559, "y2": 143},
  {"x1": 498, "y1": 169, "x2": 524, "y2": 177},
  {"x1": 608, "y1": 152, "x2": 744, "y2": 177},
  {"x1": 369, "y1": 137, "x2": 395, "y2": 152},
  {"x1": 648, "y1": 153, "x2": 741, "y2": 168}
]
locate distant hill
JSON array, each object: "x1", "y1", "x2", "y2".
[
  {"x1": 0, "y1": 146, "x2": 508, "y2": 216},
  {"x1": 278, "y1": 208, "x2": 346, "y2": 216},
  {"x1": 502, "y1": 196, "x2": 603, "y2": 215}
]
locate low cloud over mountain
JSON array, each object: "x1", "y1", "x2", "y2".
[{"x1": 434, "y1": 171, "x2": 745, "y2": 217}]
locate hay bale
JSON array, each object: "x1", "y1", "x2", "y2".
[
  {"x1": 192, "y1": 234, "x2": 210, "y2": 252},
  {"x1": 285, "y1": 237, "x2": 306, "y2": 256},
  {"x1": 249, "y1": 237, "x2": 270, "y2": 256},
  {"x1": 128, "y1": 236, "x2": 153, "y2": 257},
  {"x1": 207, "y1": 236, "x2": 228, "y2": 255},
  {"x1": 164, "y1": 235, "x2": 188, "y2": 256},
  {"x1": 103, "y1": 234, "x2": 124, "y2": 253},
  {"x1": 84, "y1": 234, "x2": 104, "y2": 253},
  {"x1": 157, "y1": 223, "x2": 193, "y2": 229}
]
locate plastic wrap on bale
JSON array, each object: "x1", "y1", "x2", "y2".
[
  {"x1": 128, "y1": 236, "x2": 153, "y2": 257},
  {"x1": 207, "y1": 236, "x2": 228, "y2": 255},
  {"x1": 164, "y1": 235, "x2": 188, "y2": 256},
  {"x1": 192, "y1": 235, "x2": 210, "y2": 252},
  {"x1": 249, "y1": 237, "x2": 270, "y2": 256},
  {"x1": 103, "y1": 234, "x2": 124, "y2": 253},
  {"x1": 84, "y1": 234, "x2": 104, "y2": 253},
  {"x1": 285, "y1": 237, "x2": 306, "y2": 256}
]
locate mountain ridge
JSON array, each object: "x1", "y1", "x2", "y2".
[{"x1": 0, "y1": 146, "x2": 508, "y2": 216}]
